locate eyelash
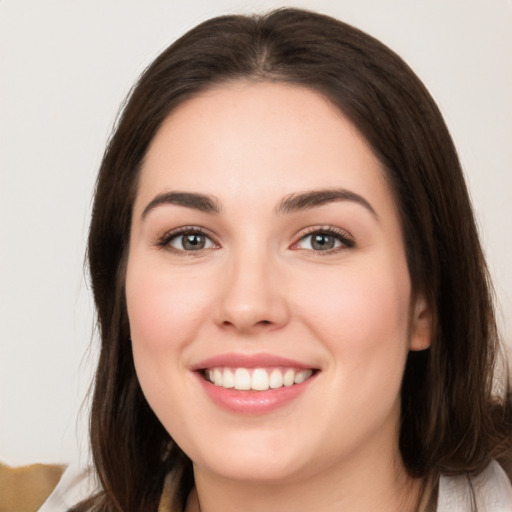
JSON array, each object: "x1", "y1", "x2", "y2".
[
  {"x1": 156, "y1": 226, "x2": 218, "y2": 254},
  {"x1": 156, "y1": 225, "x2": 355, "y2": 254},
  {"x1": 292, "y1": 226, "x2": 355, "y2": 254}
]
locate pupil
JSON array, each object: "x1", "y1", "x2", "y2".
[
  {"x1": 183, "y1": 234, "x2": 205, "y2": 250},
  {"x1": 312, "y1": 234, "x2": 334, "y2": 250}
]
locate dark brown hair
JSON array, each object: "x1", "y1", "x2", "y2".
[{"x1": 76, "y1": 8, "x2": 511, "y2": 511}]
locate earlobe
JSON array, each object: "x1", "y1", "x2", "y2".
[{"x1": 409, "y1": 295, "x2": 432, "y2": 351}]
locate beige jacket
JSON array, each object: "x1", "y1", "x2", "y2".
[{"x1": 0, "y1": 462, "x2": 65, "y2": 512}]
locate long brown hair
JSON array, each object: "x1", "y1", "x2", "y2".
[{"x1": 75, "y1": 8, "x2": 512, "y2": 511}]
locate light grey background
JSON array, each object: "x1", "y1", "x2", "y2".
[{"x1": 1, "y1": 0, "x2": 511, "y2": 465}]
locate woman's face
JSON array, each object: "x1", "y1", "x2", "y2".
[{"x1": 125, "y1": 81, "x2": 430, "y2": 484}]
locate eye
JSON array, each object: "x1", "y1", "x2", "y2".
[
  {"x1": 293, "y1": 228, "x2": 354, "y2": 252},
  {"x1": 171, "y1": 232, "x2": 213, "y2": 251},
  {"x1": 159, "y1": 227, "x2": 217, "y2": 252}
]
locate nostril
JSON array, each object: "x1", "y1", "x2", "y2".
[{"x1": 222, "y1": 319, "x2": 272, "y2": 327}]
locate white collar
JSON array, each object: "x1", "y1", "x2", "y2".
[{"x1": 437, "y1": 461, "x2": 512, "y2": 511}]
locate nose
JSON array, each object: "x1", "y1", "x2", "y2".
[{"x1": 214, "y1": 249, "x2": 290, "y2": 334}]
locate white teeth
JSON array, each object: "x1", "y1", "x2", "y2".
[
  {"x1": 251, "y1": 369, "x2": 269, "y2": 391},
  {"x1": 234, "y1": 368, "x2": 251, "y2": 390},
  {"x1": 205, "y1": 367, "x2": 314, "y2": 391},
  {"x1": 222, "y1": 369, "x2": 234, "y2": 389},
  {"x1": 283, "y1": 369, "x2": 295, "y2": 387},
  {"x1": 214, "y1": 368, "x2": 223, "y2": 386},
  {"x1": 294, "y1": 369, "x2": 313, "y2": 384},
  {"x1": 269, "y1": 369, "x2": 283, "y2": 389}
]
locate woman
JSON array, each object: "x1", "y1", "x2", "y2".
[{"x1": 36, "y1": 7, "x2": 511, "y2": 512}]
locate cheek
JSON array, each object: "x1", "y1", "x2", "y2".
[
  {"x1": 125, "y1": 258, "x2": 213, "y2": 353},
  {"x1": 124, "y1": 255, "x2": 218, "y2": 420},
  {"x1": 295, "y1": 257, "x2": 412, "y2": 380},
  {"x1": 124, "y1": 257, "x2": 216, "y2": 430}
]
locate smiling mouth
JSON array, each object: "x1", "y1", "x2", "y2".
[{"x1": 203, "y1": 367, "x2": 316, "y2": 391}]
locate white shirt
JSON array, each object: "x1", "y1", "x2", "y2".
[
  {"x1": 437, "y1": 460, "x2": 512, "y2": 511},
  {"x1": 39, "y1": 460, "x2": 512, "y2": 511}
]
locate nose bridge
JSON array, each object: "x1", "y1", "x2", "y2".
[{"x1": 215, "y1": 242, "x2": 289, "y2": 333}]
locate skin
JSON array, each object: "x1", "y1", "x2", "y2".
[{"x1": 125, "y1": 81, "x2": 431, "y2": 511}]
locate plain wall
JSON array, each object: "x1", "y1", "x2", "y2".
[{"x1": 1, "y1": 0, "x2": 511, "y2": 465}]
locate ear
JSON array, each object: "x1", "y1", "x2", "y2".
[{"x1": 409, "y1": 295, "x2": 432, "y2": 351}]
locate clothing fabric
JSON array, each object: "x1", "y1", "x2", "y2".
[
  {"x1": 36, "y1": 461, "x2": 96, "y2": 512},
  {"x1": 10, "y1": 459, "x2": 510, "y2": 512},
  {"x1": 437, "y1": 461, "x2": 512, "y2": 511},
  {"x1": 0, "y1": 462, "x2": 65, "y2": 512}
]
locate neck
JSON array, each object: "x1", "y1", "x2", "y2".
[{"x1": 186, "y1": 447, "x2": 423, "y2": 512}]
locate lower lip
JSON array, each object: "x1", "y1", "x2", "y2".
[{"x1": 195, "y1": 372, "x2": 317, "y2": 414}]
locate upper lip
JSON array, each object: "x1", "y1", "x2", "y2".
[{"x1": 190, "y1": 352, "x2": 318, "y2": 371}]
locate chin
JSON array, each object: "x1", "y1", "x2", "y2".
[
  {"x1": 185, "y1": 429, "x2": 313, "y2": 483},
  {"x1": 197, "y1": 453, "x2": 307, "y2": 484}
]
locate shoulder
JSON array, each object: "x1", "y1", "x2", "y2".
[
  {"x1": 437, "y1": 461, "x2": 512, "y2": 512},
  {"x1": 0, "y1": 461, "x2": 65, "y2": 512},
  {"x1": 36, "y1": 461, "x2": 97, "y2": 512},
  {"x1": 0, "y1": 460, "x2": 96, "y2": 512}
]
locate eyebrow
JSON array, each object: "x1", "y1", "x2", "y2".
[
  {"x1": 277, "y1": 188, "x2": 377, "y2": 218},
  {"x1": 141, "y1": 188, "x2": 377, "y2": 220},
  {"x1": 141, "y1": 191, "x2": 221, "y2": 219}
]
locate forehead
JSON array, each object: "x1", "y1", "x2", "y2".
[{"x1": 136, "y1": 81, "x2": 393, "y2": 214}]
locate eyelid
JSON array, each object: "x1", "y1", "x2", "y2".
[
  {"x1": 156, "y1": 225, "x2": 220, "y2": 252},
  {"x1": 290, "y1": 225, "x2": 355, "y2": 252}
]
